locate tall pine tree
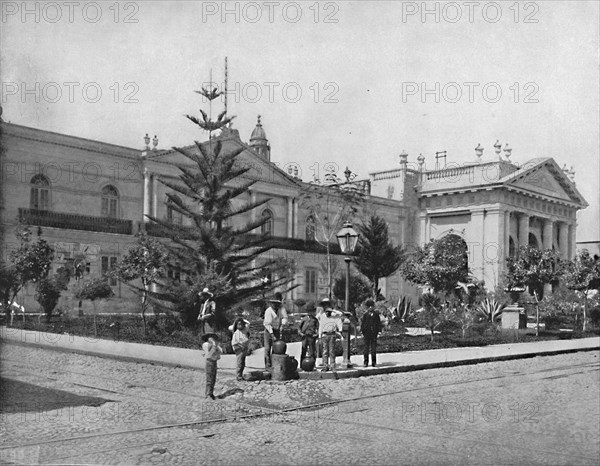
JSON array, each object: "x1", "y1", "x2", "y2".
[
  {"x1": 354, "y1": 215, "x2": 404, "y2": 299},
  {"x1": 147, "y1": 82, "x2": 291, "y2": 325}
]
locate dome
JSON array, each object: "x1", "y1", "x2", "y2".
[{"x1": 250, "y1": 115, "x2": 267, "y2": 142}]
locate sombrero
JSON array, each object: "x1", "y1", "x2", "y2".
[
  {"x1": 198, "y1": 287, "x2": 214, "y2": 297},
  {"x1": 201, "y1": 333, "x2": 219, "y2": 342}
]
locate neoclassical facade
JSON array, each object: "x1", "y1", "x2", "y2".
[{"x1": 0, "y1": 119, "x2": 588, "y2": 312}]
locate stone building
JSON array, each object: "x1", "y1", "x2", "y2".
[{"x1": 0, "y1": 119, "x2": 588, "y2": 313}]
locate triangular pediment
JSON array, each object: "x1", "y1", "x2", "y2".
[
  {"x1": 504, "y1": 158, "x2": 587, "y2": 207},
  {"x1": 146, "y1": 132, "x2": 299, "y2": 188}
]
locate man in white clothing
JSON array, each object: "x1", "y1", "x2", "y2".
[{"x1": 263, "y1": 292, "x2": 288, "y2": 369}]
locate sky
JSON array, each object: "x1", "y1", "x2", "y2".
[{"x1": 1, "y1": 0, "x2": 598, "y2": 241}]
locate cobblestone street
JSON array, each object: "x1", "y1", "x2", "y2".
[{"x1": 1, "y1": 344, "x2": 599, "y2": 465}]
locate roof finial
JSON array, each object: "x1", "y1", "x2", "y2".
[
  {"x1": 257, "y1": 114, "x2": 261, "y2": 126},
  {"x1": 503, "y1": 143, "x2": 512, "y2": 161},
  {"x1": 494, "y1": 140, "x2": 502, "y2": 160},
  {"x1": 475, "y1": 143, "x2": 484, "y2": 163}
]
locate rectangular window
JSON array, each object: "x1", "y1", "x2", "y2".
[
  {"x1": 101, "y1": 198, "x2": 117, "y2": 218},
  {"x1": 305, "y1": 269, "x2": 317, "y2": 294},
  {"x1": 40, "y1": 189, "x2": 49, "y2": 210},
  {"x1": 101, "y1": 256, "x2": 118, "y2": 286}
]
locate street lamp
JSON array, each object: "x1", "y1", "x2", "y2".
[{"x1": 336, "y1": 221, "x2": 359, "y2": 368}]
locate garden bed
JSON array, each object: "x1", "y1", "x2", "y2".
[{"x1": 3, "y1": 314, "x2": 598, "y2": 354}]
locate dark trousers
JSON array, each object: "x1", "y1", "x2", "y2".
[
  {"x1": 264, "y1": 329, "x2": 280, "y2": 368},
  {"x1": 363, "y1": 334, "x2": 378, "y2": 366},
  {"x1": 321, "y1": 334, "x2": 336, "y2": 368},
  {"x1": 205, "y1": 359, "x2": 218, "y2": 397},
  {"x1": 300, "y1": 336, "x2": 316, "y2": 361},
  {"x1": 234, "y1": 346, "x2": 247, "y2": 378}
]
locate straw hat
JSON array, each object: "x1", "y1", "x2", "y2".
[{"x1": 198, "y1": 287, "x2": 214, "y2": 297}]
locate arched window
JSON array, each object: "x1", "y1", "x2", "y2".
[
  {"x1": 30, "y1": 174, "x2": 50, "y2": 210},
  {"x1": 261, "y1": 209, "x2": 273, "y2": 236},
  {"x1": 101, "y1": 185, "x2": 119, "y2": 218},
  {"x1": 305, "y1": 215, "x2": 316, "y2": 241},
  {"x1": 167, "y1": 195, "x2": 183, "y2": 225}
]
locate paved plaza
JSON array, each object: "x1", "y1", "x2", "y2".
[{"x1": 1, "y1": 343, "x2": 599, "y2": 465}]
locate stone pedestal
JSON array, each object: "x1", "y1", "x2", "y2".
[
  {"x1": 502, "y1": 306, "x2": 526, "y2": 330},
  {"x1": 271, "y1": 354, "x2": 288, "y2": 381}
]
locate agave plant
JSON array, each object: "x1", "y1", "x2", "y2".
[
  {"x1": 393, "y1": 296, "x2": 412, "y2": 322},
  {"x1": 475, "y1": 298, "x2": 505, "y2": 322}
]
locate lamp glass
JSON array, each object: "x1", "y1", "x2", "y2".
[{"x1": 336, "y1": 223, "x2": 359, "y2": 254}]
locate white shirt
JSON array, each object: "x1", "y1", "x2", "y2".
[
  {"x1": 318, "y1": 311, "x2": 343, "y2": 337},
  {"x1": 232, "y1": 329, "x2": 249, "y2": 349},
  {"x1": 263, "y1": 306, "x2": 289, "y2": 334},
  {"x1": 202, "y1": 341, "x2": 222, "y2": 361}
]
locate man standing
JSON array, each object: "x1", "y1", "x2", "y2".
[
  {"x1": 263, "y1": 292, "x2": 288, "y2": 369},
  {"x1": 361, "y1": 299, "x2": 381, "y2": 367},
  {"x1": 299, "y1": 301, "x2": 319, "y2": 361},
  {"x1": 317, "y1": 298, "x2": 343, "y2": 372},
  {"x1": 197, "y1": 288, "x2": 216, "y2": 336}
]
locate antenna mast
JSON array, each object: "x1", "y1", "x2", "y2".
[{"x1": 224, "y1": 57, "x2": 229, "y2": 125}]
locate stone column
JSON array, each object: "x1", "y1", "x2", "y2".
[
  {"x1": 568, "y1": 223, "x2": 576, "y2": 259},
  {"x1": 542, "y1": 218, "x2": 553, "y2": 250},
  {"x1": 470, "y1": 209, "x2": 486, "y2": 281},
  {"x1": 558, "y1": 222, "x2": 569, "y2": 258},
  {"x1": 503, "y1": 211, "x2": 511, "y2": 264},
  {"x1": 293, "y1": 199, "x2": 298, "y2": 238},
  {"x1": 419, "y1": 214, "x2": 428, "y2": 245},
  {"x1": 151, "y1": 175, "x2": 158, "y2": 218},
  {"x1": 143, "y1": 168, "x2": 150, "y2": 223},
  {"x1": 542, "y1": 218, "x2": 554, "y2": 295},
  {"x1": 518, "y1": 213, "x2": 530, "y2": 248},
  {"x1": 287, "y1": 197, "x2": 293, "y2": 238}
]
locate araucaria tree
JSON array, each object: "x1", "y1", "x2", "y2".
[
  {"x1": 112, "y1": 235, "x2": 169, "y2": 335},
  {"x1": 505, "y1": 246, "x2": 562, "y2": 336},
  {"x1": 299, "y1": 168, "x2": 365, "y2": 299},
  {"x1": 562, "y1": 249, "x2": 600, "y2": 332},
  {"x1": 354, "y1": 215, "x2": 404, "y2": 300},
  {"x1": 147, "y1": 82, "x2": 290, "y2": 325}
]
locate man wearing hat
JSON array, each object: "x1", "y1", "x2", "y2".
[
  {"x1": 299, "y1": 301, "x2": 319, "y2": 362},
  {"x1": 201, "y1": 332, "x2": 222, "y2": 400},
  {"x1": 263, "y1": 292, "x2": 288, "y2": 369},
  {"x1": 317, "y1": 298, "x2": 343, "y2": 371},
  {"x1": 197, "y1": 288, "x2": 216, "y2": 336},
  {"x1": 361, "y1": 299, "x2": 382, "y2": 367}
]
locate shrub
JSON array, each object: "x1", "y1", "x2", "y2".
[{"x1": 475, "y1": 298, "x2": 504, "y2": 322}]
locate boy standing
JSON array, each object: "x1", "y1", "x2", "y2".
[
  {"x1": 202, "y1": 333, "x2": 222, "y2": 399},
  {"x1": 299, "y1": 301, "x2": 319, "y2": 361},
  {"x1": 231, "y1": 318, "x2": 250, "y2": 381}
]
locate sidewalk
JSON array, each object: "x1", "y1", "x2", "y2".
[{"x1": 1, "y1": 326, "x2": 598, "y2": 380}]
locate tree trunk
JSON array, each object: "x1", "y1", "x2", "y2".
[
  {"x1": 141, "y1": 285, "x2": 148, "y2": 337},
  {"x1": 533, "y1": 291, "x2": 540, "y2": 337},
  {"x1": 583, "y1": 291, "x2": 588, "y2": 332},
  {"x1": 372, "y1": 277, "x2": 378, "y2": 301}
]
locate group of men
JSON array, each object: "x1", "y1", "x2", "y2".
[
  {"x1": 197, "y1": 288, "x2": 383, "y2": 372},
  {"x1": 264, "y1": 294, "x2": 383, "y2": 371}
]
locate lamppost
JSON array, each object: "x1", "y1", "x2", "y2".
[{"x1": 336, "y1": 221, "x2": 359, "y2": 368}]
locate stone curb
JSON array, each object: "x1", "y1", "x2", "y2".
[
  {"x1": 299, "y1": 339, "x2": 600, "y2": 380},
  {"x1": 1, "y1": 326, "x2": 598, "y2": 379}
]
